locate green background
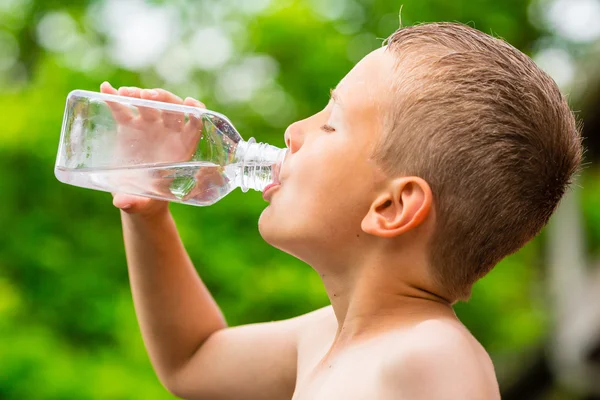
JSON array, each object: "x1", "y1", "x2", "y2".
[{"x1": 1, "y1": 0, "x2": 599, "y2": 398}]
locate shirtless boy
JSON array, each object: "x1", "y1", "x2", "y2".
[{"x1": 100, "y1": 22, "x2": 582, "y2": 399}]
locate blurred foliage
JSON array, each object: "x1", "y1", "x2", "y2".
[{"x1": 0, "y1": 0, "x2": 597, "y2": 399}]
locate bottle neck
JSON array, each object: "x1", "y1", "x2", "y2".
[{"x1": 233, "y1": 138, "x2": 287, "y2": 192}]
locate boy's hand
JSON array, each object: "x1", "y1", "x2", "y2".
[{"x1": 99, "y1": 82, "x2": 206, "y2": 217}]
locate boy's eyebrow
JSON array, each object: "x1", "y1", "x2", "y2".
[{"x1": 330, "y1": 88, "x2": 341, "y2": 106}]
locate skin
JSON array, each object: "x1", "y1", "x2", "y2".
[{"x1": 102, "y1": 46, "x2": 501, "y2": 399}]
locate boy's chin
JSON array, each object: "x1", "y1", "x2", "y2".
[
  {"x1": 258, "y1": 209, "x2": 300, "y2": 250},
  {"x1": 258, "y1": 210, "x2": 285, "y2": 245}
]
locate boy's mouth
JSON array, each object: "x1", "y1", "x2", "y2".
[
  {"x1": 263, "y1": 151, "x2": 286, "y2": 201},
  {"x1": 262, "y1": 183, "x2": 280, "y2": 201}
]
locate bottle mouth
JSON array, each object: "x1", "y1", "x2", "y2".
[
  {"x1": 271, "y1": 148, "x2": 288, "y2": 187},
  {"x1": 235, "y1": 140, "x2": 288, "y2": 193}
]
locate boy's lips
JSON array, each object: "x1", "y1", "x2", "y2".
[
  {"x1": 264, "y1": 160, "x2": 286, "y2": 202},
  {"x1": 262, "y1": 183, "x2": 280, "y2": 201}
]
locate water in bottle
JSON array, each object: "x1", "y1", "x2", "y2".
[{"x1": 55, "y1": 90, "x2": 287, "y2": 206}]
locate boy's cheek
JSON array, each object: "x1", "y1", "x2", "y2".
[{"x1": 282, "y1": 145, "x2": 356, "y2": 202}]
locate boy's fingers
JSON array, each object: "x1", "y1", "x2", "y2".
[
  {"x1": 144, "y1": 88, "x2": 185, "y2": 131},
  {"x1": 100, "y1": 81, "x2": 117, "y2": 94},
  {"x1": 118, "y1": 86, "x2": 140, "y2": 96},
  {"x1": 123, "y1": 86, "x2": 161, "y2": 121},
  {"x1": 138, "y1": 89, "x2": 162, "y2": 122},
  {"x1": 182, "y1": 97, "x2": 206, "y2": 157},
  {"x1": 163, "y1": 110, "x2": 185, "y2": 131},
  {"x1": 101, "y1": 82, "x2": 133, "y2": 124},
  {"x1": 184, "y1": 97, "x2": 206, "y2": 109},
  {"x1": 183, "y1": 97, "x2": 205, "y2": 138},
  {"x1": 148, "y1": 88, "x2": 183, "y2": 104},
  {"x1": 113, "y1": 193, "x2": 153, "y2": 213}
]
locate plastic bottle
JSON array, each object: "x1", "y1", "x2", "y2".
[{"x1": 54, "y1": 90, "x2": 287, "y2": 206}]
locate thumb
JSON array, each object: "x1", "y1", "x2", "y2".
[{"x1": 112, "y1": 193, "x2": 151, "y2": 213}]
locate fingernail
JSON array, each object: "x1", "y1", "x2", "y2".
[{"x1": 148, "y1": 89, "x2": 158, "y2": 97}]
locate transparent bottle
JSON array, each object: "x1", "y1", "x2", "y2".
[{"x1": 55, "y1": 90, "x2": 287, "y2": 206}]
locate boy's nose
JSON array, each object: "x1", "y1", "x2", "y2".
[{"x1": 284, "y1": 121, "x2": 304, "y2": 154}]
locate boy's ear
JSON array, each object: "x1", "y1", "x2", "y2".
[{"x1": 361, "y1": 177, "x2": 432, "y2": 238}]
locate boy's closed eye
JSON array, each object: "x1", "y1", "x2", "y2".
[{"x1": 320, "y1": 124, "x2": 336, "y2": 132}]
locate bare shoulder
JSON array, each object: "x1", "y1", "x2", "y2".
[
  {"x1": 297, "y1": 304, "x2": 335, "y2": 323},
  {"x1": 294, "y1": 305, "x2": 338, "y2": 368},
  {"x1": 302, "y1": 306, "x2": 337, "y2": 324},
  {"x1": 295, "y1": 305, "x2": 337, "y2": 339},
  {"x1": 381, "y1": 319, "x2": 500, "y2": 400}
]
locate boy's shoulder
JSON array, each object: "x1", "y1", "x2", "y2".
[
  {"x1": 381, "y1": 318, "x2": 501, "y2": 399},
  {"x1": 293, "y1": 308, "x2": 500, "y2": 399}
]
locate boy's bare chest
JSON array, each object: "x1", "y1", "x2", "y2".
[{"x1": 292, "y1": 361, "x2": 386, "y2": 400}]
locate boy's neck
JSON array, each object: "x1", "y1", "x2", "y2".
[{"x1": 320, "y1": 254, "x2": 456, "y2": 345}]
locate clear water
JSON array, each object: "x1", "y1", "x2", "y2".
[{"x1": 55, "y1": 161, "x2": 271, "y2": 206}]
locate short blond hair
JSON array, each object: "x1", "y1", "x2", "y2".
[{"x1": 375, "y1": 23, "x2": 583, "y2": 301}]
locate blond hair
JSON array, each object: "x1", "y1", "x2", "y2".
[{"x1": 376, "y1": 23, "x2": 583, "y2": 301}]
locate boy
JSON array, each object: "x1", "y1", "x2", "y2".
[{"x1": 100, "y1": 22, "x2": 582, "y2": 399}]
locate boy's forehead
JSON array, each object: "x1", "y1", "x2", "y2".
[
  {"x1": 335, "y1": 47, "x2": 396, "y2": 126},
  {"x1": 336, "y1": 48, "x2": 395, "y2": 109}
]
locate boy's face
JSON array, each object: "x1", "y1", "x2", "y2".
[{"x1": 259, "y1": 47, "x2": 396, "y2": 263}]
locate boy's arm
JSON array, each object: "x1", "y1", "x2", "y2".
[{"x1": 122, "y1": 209, "x2": 306, "y2": 400}]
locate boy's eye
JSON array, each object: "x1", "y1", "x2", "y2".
[{"x1": 320, "y1": 124, "x2": 335, "y2": 132}]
